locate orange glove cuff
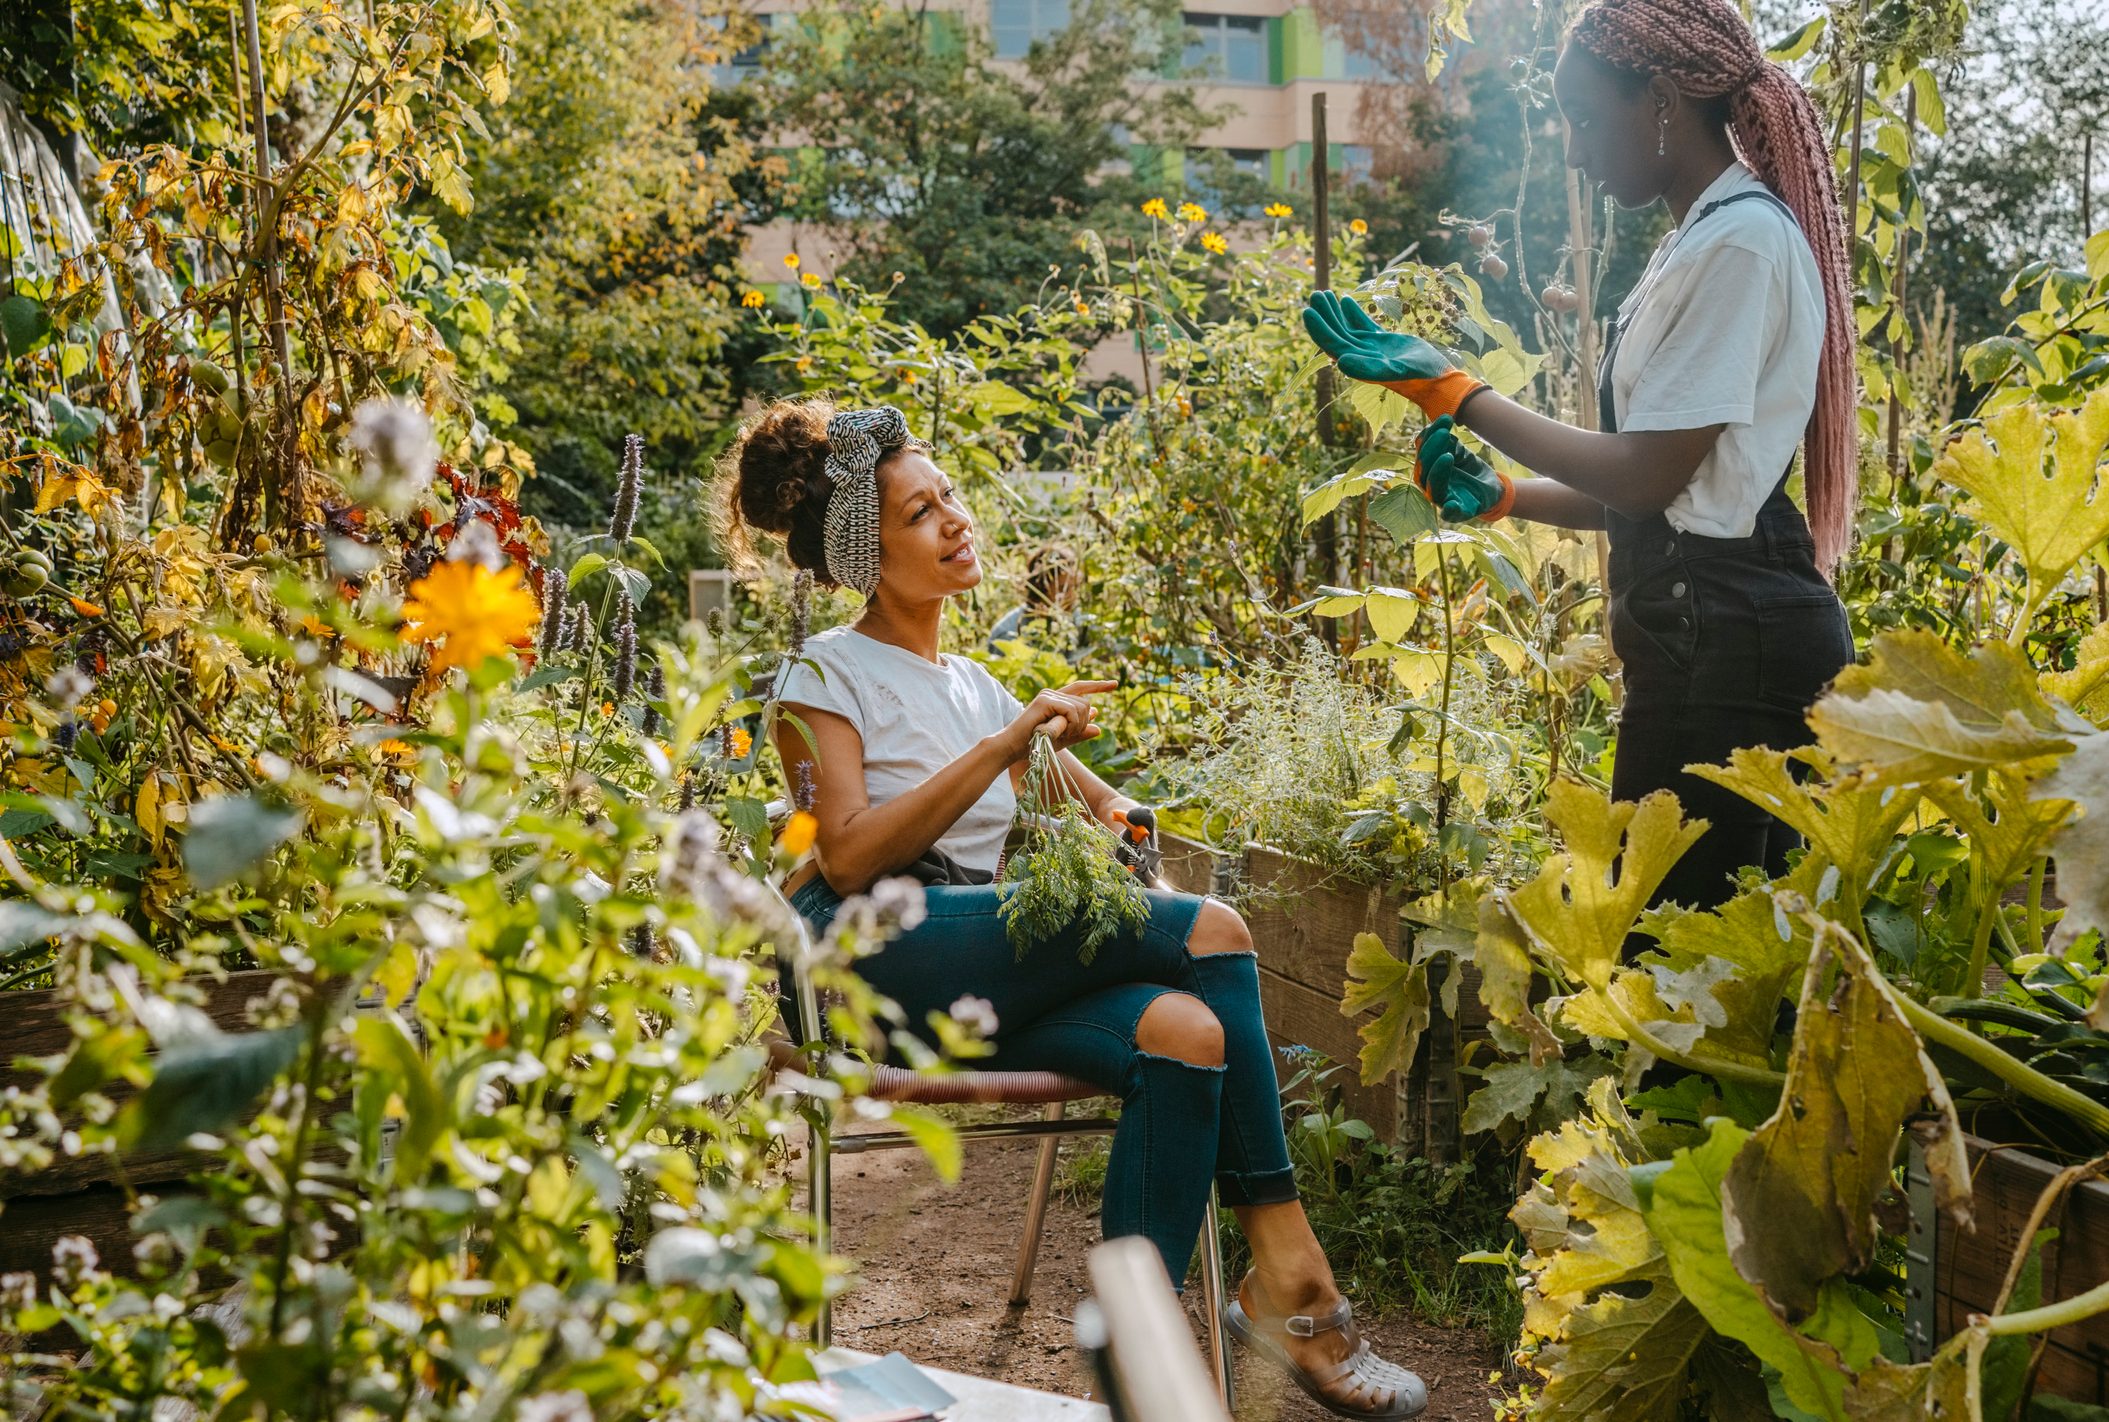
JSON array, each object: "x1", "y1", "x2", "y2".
[
  {"x1": 1479, "y1": 473, "x2": 1517, "y2": 523},
  {"x1": 1384, "y1": 369, "x2": 1489, "y2": 421}
]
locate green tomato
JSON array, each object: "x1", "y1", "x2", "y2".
[
  {"x1": 13, "y1": 548, "x2": 52, "y2": 574},
  {"x1": 204, "y1": 438, "x2": 238, "y2": 468},
  {"x1": 1, "y1": 563, "x2": 48, "y2": 597},
  {"x1": 189, "y1": 358, "x2": 230, "y2": 394}
]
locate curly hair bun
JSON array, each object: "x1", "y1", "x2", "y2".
[{"x1": 716, "y1": 397, "x2": 839, "y2": 581}]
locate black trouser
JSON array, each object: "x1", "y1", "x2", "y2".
[{"x1": 1605, "y1": 486, "x2": 1853, "y2": 915}]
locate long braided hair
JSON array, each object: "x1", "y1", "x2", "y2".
[{"x1": 1571, "y1": 0, "x2": 1858, "y2": 573}]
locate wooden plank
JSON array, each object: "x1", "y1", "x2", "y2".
[
  {"x1": 1, "y1": 970, "x2": 287, "y2": 1092},
  {"x1": 1933, "y1": 1140, "x2": 2109, "y2": 1404},
  {"x1": 1241, "y1": 845, "x2": 1405, "y2": 998},
  {"x1": 1255, "y1": 967, "x2": 1395, "y2": 1142},
  {"x1": 1155, "y1": 833, "x2": 1221, "y2": 899}
]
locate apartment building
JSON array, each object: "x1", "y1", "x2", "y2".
[{"x1": 734, "y1": 0, "x2": 1396, "y2": 290}]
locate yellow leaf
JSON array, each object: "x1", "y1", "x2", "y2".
[
  {"x1": 483, "y1": 62, "x2": 510, "y2": 106},
  {"x1": 1935, "y1": 387, "x2": 2109, "y2": 594},
  {"x1": 1688, "y1": 746, "x2": 1920, "y2": 881},
  {"x1": 1339, "y1": 931, "x2": 1427, "y2": 1085},
  {"x1": 1504, "y1": 780, "x2": 1708, "y2": 992},
  {"x1": 136, "y1": 773, "x2": 166, "y2": 851},
  {"x1": 2045, "y1": 620, "x2": 2109, "y2": 726},
  {"x1": 33, "y1": 465, "x2": 117, "y2": 517},
  {"x1": 1364, "y1": 587, "x2": 1419, "y2": 642}
]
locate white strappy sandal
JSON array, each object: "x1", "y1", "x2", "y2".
[{"x1": 1224, "y1": 1287, "x2": 1429, "y2": 1420}]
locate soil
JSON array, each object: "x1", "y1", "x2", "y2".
[{"x1": 825, "y1": 1128, "x2": 1506, "y2": 1422}]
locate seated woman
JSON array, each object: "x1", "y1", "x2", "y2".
[{"x1": 718, "y1": 398, "x2": 1425, "y2": 1421}]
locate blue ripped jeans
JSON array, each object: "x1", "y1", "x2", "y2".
[{"x1": 790, "y1": 879, "x2": 1298, "y2": 1285}]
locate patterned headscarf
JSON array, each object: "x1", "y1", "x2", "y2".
[{"x1": 821, "y1": 406, "x2": 911, "y2": 597}]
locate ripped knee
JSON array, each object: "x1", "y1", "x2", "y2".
[
  {"x1": 1134, "y1": 991, "x2": 1224, "y2": 1068},
  {"x1": 1186, "y1": 898, "x2": 1254, "y2": 958}
]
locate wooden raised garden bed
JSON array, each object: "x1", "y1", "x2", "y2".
[
  {"x1": 1156, "y1": 835, "x2": 1486, "y2": 1161},
  {"x1": 1909, "y1": 1134, "x2": 2109, "y2": 1403}
]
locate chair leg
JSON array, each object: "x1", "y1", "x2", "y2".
[
  {"x1": 1009, "y1": 1102, "x2": 1066, "y2": 1306},
  {"x1": 1199, "y1": 1189, "x2": 1236, "y2": 1411},
  {"x1": 811, "y1": 1113, "x2": 834, "y2": 1349}
]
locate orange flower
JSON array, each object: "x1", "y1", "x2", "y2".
[
  {"x1": 778, "y1": 811, "x2": 818, "y2": 857},
  {"x1": 728, "y1": 726, "x2": 753, "y2": 759},
  {"x1": 1348, "y1": 218, "x2": 1369, "y2": 236},
  {"x1": 601, "y1": 701, "x2": 615, "y2": 717},
  {"x1": 400, "y1": 560, "x2": 541, "y2": 673},
  {"x1": 69, "y1": 596, "x2": 104, "y2": 617}
]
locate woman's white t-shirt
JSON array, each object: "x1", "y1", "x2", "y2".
[
  {"x1": 1607, "y1": 161, "x2": 1827, "y2": 540},
  {"x1": 774, "y1": 625, "x2": 1023, "y2": 876}
]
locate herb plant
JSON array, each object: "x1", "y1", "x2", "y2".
[{"x1": 997, "y1": 730, "x2": 1148, "y2": 963}]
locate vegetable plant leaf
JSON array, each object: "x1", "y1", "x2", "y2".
[
  {"x1": 1690, "y1": 747, "x2": 1921, "y2": 899},
  {"x1": 1809, "y1": 631, "x2": 2079, "y2": 785},
  {"x1": 1510, "y1": 1080, "x2": 1709, "y2": 1422},
  {"x1": 1636, "y1": 1118, "x2": 1878, "y2": 1421},
  {"x1": 1934, "y1": 387, "x2": 2109, "y2": 596},
  {"x1": 121, "y1": 1025, "x2": 304, "y2": 1154},
  {"x1": 1925, "y1": 770, "x2": 2075, "y2": 896},
  {"x1": 1475, "y1": 893, "x2": 1563, "y2": 1064},
  {"x1": 1505, "y1": 780, "x2": 1709, "y2": 993},
  {"x1": 2039, "y1": 730, "x2": 2109, "y2": 948},
  {"x1": 1720, "y1": 913, "x2": 1972, "y2": 1325},
  {"x1": 1340, "y1": 930, "x2": 1428, "y2": 1085},
  {"x1": 2045, "y1": 620, "x2": 2109, "y2": 727}
]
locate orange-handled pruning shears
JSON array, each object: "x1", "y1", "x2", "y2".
[{"x1": 1110, "y1": 806, "x2": 1163, "y2": 883}]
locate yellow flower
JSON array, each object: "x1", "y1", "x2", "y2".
[
  {"x1": 794, "y1": 355, "x2": 814, "y2": 374},
  {"x1": 1200, "y1": 231, "x2": 1228, "y2": 255},
  {"x1": 741, "y1": 290, "x2": 766, "y2": 308},
  {"x1": 1348, "y1": 218, "x2": 1369, "y2": 236},
  {"x1": 1177, "y1": 201, "x2": 1207, "y2": 223},
  {"x1": 1141, "y1": 197, "x2": 1170, "y2": 220},
  {"x1": 401, "y1": 560, "x2": 541, "y2": 674},
  {"x1": 800, "y1": 271, "x2": 823, "y2": 288},
  {"x1": 779, "y1": 810, "x2": 818, "y2": 857},
  {"x1": 1074, "y1": 299, "x2": 1090, "y2": 315},
  {"x1": 728, "y1": 725, "x2": 753, "y2": 759},
  {"x1": 782, "y1": 252, "x2": 801, "y2": 270},
  {"x1": 1264, "y1": 202, "x2": 1293, "y2": 219}
]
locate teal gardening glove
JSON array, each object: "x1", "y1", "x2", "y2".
[
  {"x1": 1414, "y1": 415, "x2": 1514, "y2": 523},
  {"x1": 1301, "y1": 291, "x2": 1489, "y2": 422}
]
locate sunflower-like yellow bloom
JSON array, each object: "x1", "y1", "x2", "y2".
[
  {"x1": 1177, "y1": 201, "x2": 1207, "y2": 223},
  {"x1": 783, "y1": 252, "x2": 802, "y2": 269},
  {"x1": 401, "y1": 560, "x2": 541, "y2": 673},
  {"x1": 1200, "y1": 231, "x2": 1228, "y2": 255},
  {"x1": 1348, "y1": 218, "x2": 1369, "y2": 236},
  {"x1": 779, "y1": 810, "x2": 819, "y2": 856},
  {"x1": 1264, "y1": 202, "x2": 1293, "y2": 218},
  {"x1": 1140, "y1": 197, "x2": 1170, "y2": 220},
  {"x1": 742, "y1": 290, "x2": 766, "y2": 308}
]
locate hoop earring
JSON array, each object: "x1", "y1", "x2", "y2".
[{"x1": 1657, "y1": 116, "x2": 1668, "y2": 157}]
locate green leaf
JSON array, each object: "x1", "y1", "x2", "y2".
[
  {"x1": 882, "y1": 1103, "x2": 961, "y2": 1183},
  {"x1": 517, "y1": 661, "x2": 579, "y2": 692},
  {"x1": 1720, "y1": 917, "x2": 1971, "y2": 1325},
  {"x1": 183, "y1": 794, "x2": 303, "y2": 890},
  {"x1": 122, "y1": 1026, "x2": 304, "y2": 1153},
  {"x1": 962, "y1": 379, "x2": 1034, "y2": 416},
  {"x1": 353, "y1": 1015, "x2": 443, "y2": 1182},
  {"x1": 1639, "y1": 1119, "x2": 1877, "y2": 1421},
  {"x1": 567, "y1": 552, "x2": 609, "y2": 589},
  {"x1": 1340, "y1": 930, "x2": 1427, "y2": 1086},
  {"x1": 1368, "y1": 483, "x2": 1439, "y2": 546},
  {"x1": 0, "y1": 900, "x2": 69, "y2": 963},
  {"x1": 0, "y1": 294, "x2": 50, "y2": 358}
]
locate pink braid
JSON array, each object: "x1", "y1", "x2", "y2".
[{"x1": 1571, "y1": 0, "x2": 1859, "y2": 573}]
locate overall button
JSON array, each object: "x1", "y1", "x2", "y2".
[
  {"x1": 1670, "y1": 581, "x2": 1688, "y2": 598},
  {"x1": 1679, "y1": 616, "x2": 1691, "y2": 629}
]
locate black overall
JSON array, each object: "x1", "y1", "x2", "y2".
[{"x1": 1597, "y1": 189, "x2": 1854, "y2": 913}]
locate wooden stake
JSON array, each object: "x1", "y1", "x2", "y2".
[{"x1": 1312, "y1": 92, "x2": 1340, "y2": 644}]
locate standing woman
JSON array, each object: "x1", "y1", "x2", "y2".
[{"x1": 1303, "y1": 0, "x2": 1858, "y2": 913}]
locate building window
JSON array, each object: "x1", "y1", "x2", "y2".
[
  {"x1": 993, "y1": 0, "x2": 1071, "y2": 58},
  {"x1": 1183, "y1": 12, "x2": 1267, "y2": 84},
  {"x1": 1339, "y1": 145, "x2": 1375, "y2": 185},
  {"x1": 1321, "y1": 30, "x2": 1388, "y2": 81}
]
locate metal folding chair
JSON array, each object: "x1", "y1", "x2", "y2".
[
  {"x1": 767, "y1": 877, "x2": 1235, "y2": 1407},
  {"x1": 1077, "y1": 1236, "x2": 1237, "y2": 1422}
]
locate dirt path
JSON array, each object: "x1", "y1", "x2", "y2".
[{"x1": 826, "y1": 1133, "x2": 1505, "y2": 1422}]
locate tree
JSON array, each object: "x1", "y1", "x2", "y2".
[
  {"x1": 441, "y1": 0, "x2": 767, "y2": 524},
  {"x1": 756, "y1": 0, "x2": 1221, "y2": 335}
]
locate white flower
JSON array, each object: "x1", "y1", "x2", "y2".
[
  {"x1": 948, "y1": 995, "x2": 998, "y2": 1038},
  {"x1": 516, "y1": 1389, "x2": 592, "y2": 1422},
  {"x1": 347, "y1": 398, "x2": 438, "y2": 516},
  {"x1": 51, "y1": 1235, "x2": 98, "y2": 1287},
  {"x1": 0, "y1": 1272, "x2": 36, "y2": 1313},
  {"x1": 45, "y1": 665, "x2": 93, "y2": 711}
]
